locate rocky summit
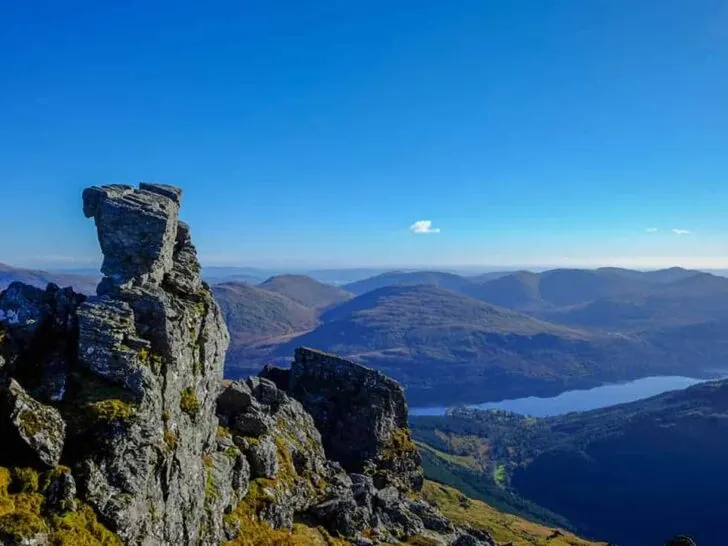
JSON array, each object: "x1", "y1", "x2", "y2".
[
  {"x1": 0, "y1": 183, "x2": 497, "y2": 546},
  {"x1": 0, "y1": 183, "x2": 699, "y2": 546}
]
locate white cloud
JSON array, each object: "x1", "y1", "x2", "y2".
[
  {"x1": 409, "y1": 220, "x2": 441, "y2": 234},
  {"x1": 672, "y1": 229, "x2": 691, "y2": 235},
  {"x1": 645, "y1": 227, "x2": 658, "y2": 233}
]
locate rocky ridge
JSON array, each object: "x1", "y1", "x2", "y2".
[
  {"x1": 0, "y1": 183, "x2": 495, "y2": 546},
  {"x1": 0, "y1": 183, "x2": 697, "y2": 546}
]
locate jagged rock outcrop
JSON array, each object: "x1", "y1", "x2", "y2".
[
  {"x1": 0, "y1": 282, "x2": 85, "y2": 402},
  {"x1": 75, "y1": 183, "x2": 232, "y2": 544},
  {"x1": 0, "y1": 182, "x2": 236, "y2": 545},
  {"x1": 248, "y1": 349, "x2": 494, "y2": 545},
  {"x1": 265, "y1": 347, "x2": 424, "y2": 491}
]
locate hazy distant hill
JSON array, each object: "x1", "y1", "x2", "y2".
[
  {"x1": 412, "y1": 379, "x2": 728, "y2": 546},
  {"x1": 0, "y1": 262, "x2": 99, "y2": 294},
  {"x1": 201, "y1": 266, "x2": 396, "y2": 286},
  {"x1": 317, "y1": 284, "x2": 576, "y2": 336},
  {"x1": 342, "y1": 267, "x2": 706, "y2": 311},
  {"x1": 343, "y1": 270, "x2": 474, "y2": 295},
  {"x1": 599, "y1": 265, "x2": 702, "y2": 284},
  {"x1": 540, "y1": 273, "x2": 728, "y2": 332},
  {"x1": 463, "y1": 271, "x2": 543, "y2": 311},
  {"x1": 258, "y1": 274, "x2": 353, "y2": 309},
  {"x1": 211, "y1": 282, "x2": 317, "y2": 344}
]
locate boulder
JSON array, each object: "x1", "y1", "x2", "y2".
[
  {"x1": 0, "y1": 379, "x2": 66, "y2": 468},
  {"x1": 247, "y1": 435, "x2": 279, "y2": 479},
  {"x1": 42, "y1": 466, "x2": 77, "y2": 513},
  {"x1": 287, "y1": 347, "x2": 423, "y2": 490},
  {"x1": 82, "y1": 183, "x2": 181, "y2": 287},
  {"x1": 258, "y1": 364, "x2": 290, "y2": 391}
]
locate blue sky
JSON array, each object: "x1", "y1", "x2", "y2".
[{"x1": 1, "y1": 0, "x2": 727, "y2": 269}]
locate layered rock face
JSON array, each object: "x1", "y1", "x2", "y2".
[
  {"x1": 287, "y1": 347, "x2": 424, "y2": 491},
  {"x1": 0, "y1": 183, "x2": 238, "y2": 545},
  {"x1": 227, "y1": 352, "x2": 494, "y2": 546},
  {"x1": 76, "y1": 183, "x2": 233, "y2": 544}
]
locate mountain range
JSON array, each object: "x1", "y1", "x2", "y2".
[{"x1": 215, "y1": 267, "x2": 728, "y2": 405}]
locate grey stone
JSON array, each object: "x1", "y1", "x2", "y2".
[
  {"x1": 246, "y1": 376, "x2": 285, "y2": 407},
  {"x1": 139, "y1": 182, "x2": 182, "y2": 204},
  {"x1": 311, "y1": 497, "x2": 360, "y2": 538},
  {"x1": 76, "y1": 297, "x2": 154, "y2": 396},
  {"x1": 451, "y1": 535, "x2": 484, "y2": 546},
  {"x1": 258, "y1": 364, "x2": 290, "y2": 391},
  {"x1": 0, "y1": 282, "x2": 85, "y2": 402},
  {"x1": 218, "y1": 381, "x2": 252, "y2": 408},
  {"x1": 82, "y1": 183, "x2": 180, "y2": 287},
  {"x1": 74, "y1": 183, "x2": 231, "y2": 545},
  {"x1": 0, "y1": 379, "x2": 66, "y2": 468},
  {"x1": 409, "y1": 500, "x2": 455, "y2": 533},
  {"x1": 43, "y1": 467, "x2": 77, "y2": 513},
  {"x1": 350, "y1": 473, "x2": 376, "y2": 508},
  {"x1": 375, "y1": 486, "x2": 401, "y2": 508},
  {"x1": 248, "y1": 435, "x2": 278, "y2": 479},
  {"x1": 287, "y1": 347, "x2": 423, "y2": 490},
  {"x1": 232, "y1": 406, "x2": 273, "y2": 437}
]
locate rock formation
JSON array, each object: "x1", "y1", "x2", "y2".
[
  {"x1": 1, "y1": 183, "x2": 236, "y2": 545},
  {"x1": 0, "y1": 182, "x2": 696, "y2": 545}
]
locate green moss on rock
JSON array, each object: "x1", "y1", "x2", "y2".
[
  {"x1": 17, "y1": 408, "x2": 45, "y2": 437},
  {"x1": 0, "y1": 466, "x2": 121, "y2": 545},
  {"x1": 11, "y1": 468, "x2": 39, "y2": 494},
  {"x1": 180, "y1": 387, "x2": 200, "y2": 418},
  {"x1": 383, "y1": 427, "x2": 418, "y2": 461},
  {"x1": 164, "y1": 430, "x2": 178, "y2": 451},
  {"x1": 0, "y1": 511, "x2": 47, "y2": 542},
  {"x1": 88, "y1": 399, "x2": 134, "y2": 423}
]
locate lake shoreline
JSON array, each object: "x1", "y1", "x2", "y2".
[{"x1": 409, "y1": 373, "x2": 728, "y2": 418}]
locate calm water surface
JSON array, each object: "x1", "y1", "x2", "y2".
[{"x1": 410, "y1": 376, "x2": 709, "y2": 417}]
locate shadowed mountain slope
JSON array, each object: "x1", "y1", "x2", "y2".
[
  {"x1": 412, "y1": 379, "x2": 728, "y2": 546},
  {"x1": 212, "y1": 281, "x2": 318, "y2": 343}
]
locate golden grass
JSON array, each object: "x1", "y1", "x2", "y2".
[
  {"x1": 414, "y1": 441, "x2": 482, "y2": 472},
  {"x1": 421, "y1": 480, "x2": 607, "y2": 546},
  {"x1": 0, "y1": 466, "x2": 121, "y2": 545}
]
